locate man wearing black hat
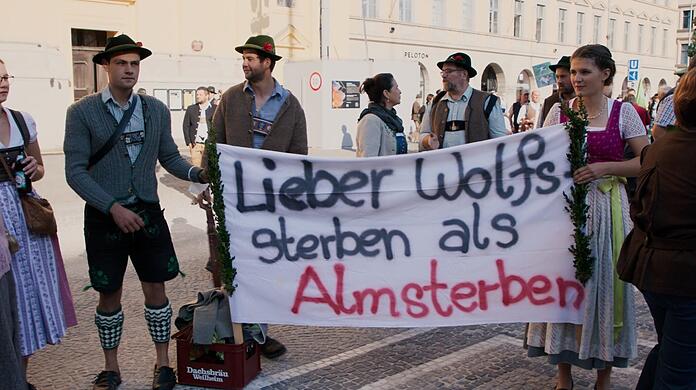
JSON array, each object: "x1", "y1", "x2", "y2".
[
  {"x1": 537, "y1": 56, "x2": 575, "y2": 127},
  {"x1": 420, "y1": 52, "x2": 506, "y2": 150},
  {"x1": 210, "y1": 34, "x2": 307, "y2": 359},
  {"x1": 64, "y1": 34, "x2": 208, "y2": 390}
]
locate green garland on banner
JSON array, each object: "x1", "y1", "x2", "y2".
[
  {"x1": 205, "y1": 126, "x2": 237, "y2": 294},
  {"x1": 562, "y1": 97, "x2": 594, "y2": 285}
]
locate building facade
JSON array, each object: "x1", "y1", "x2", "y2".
[
  {"x1": 678, "y1": 0, "x2": 695, "y2": 68},
  {"x1": 0, "y1": 0, "x2": 680, "y2": 152}
]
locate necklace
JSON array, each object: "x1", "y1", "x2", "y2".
[{"x1": 586, "y1": 98, "x2": 607, "y2": 120}]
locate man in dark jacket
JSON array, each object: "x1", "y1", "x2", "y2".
[
  {"x1": 538, "y1": 56, "x2": 575, "y2": 127},
  {"x1": 182, "y1": 86, "x2": 216, "y2": 166}
]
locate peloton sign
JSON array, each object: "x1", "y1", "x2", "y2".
[{"x1": 221, "y1": 125, "x2": 585, "y2": 327}]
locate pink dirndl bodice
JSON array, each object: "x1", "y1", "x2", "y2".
[{"x1": 561, "y1": 100, "x2": 624, "y2": 164}]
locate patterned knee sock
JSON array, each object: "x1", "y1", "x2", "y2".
[
  {"x1": 144, "y1": 300, "x2": 172, "y2": 344},
  {"x1": 95, "y1": 307, "x2": 124, "y2": 350}
]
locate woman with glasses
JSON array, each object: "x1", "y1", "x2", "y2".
[
  {"x1": 0, "y1": 58, "x2": 71, "y2": 389},
  {"x1": 355, "y1": 73, "x2": 406, "y2": 157},
  {"x1": 526, "y1": 45, "x2": 649, "y2": 390}
]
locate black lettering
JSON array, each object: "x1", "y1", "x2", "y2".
[
  {"x1": 509, "y1": 134, "x2": 545, "y2": 206},
  {"x1": 471, "y1": 202, "x2": 490, "y2": 250},
  {"x1": 251, "y1": 228, "x2": 282, "y2": 263},
  {"x1": 235, "y1": 161, "x2": 272, "y2": 213},
  {"x1": 370, "y1": 169, "x2": 393, "y2": 209},
  {"x1": 338, "y1": 171, "x2": 368, "y2": 208},
  {"x1": 279, "y1": 177, "x2": 308, "y2": 211},
  {"x1": 382, "y1": 229, "x2": 411, "y2": 259},
  {"x1": 495, "y1": 143, "x2": 515, "y2": 199},
  {"x1": 439, "y1": 219, "x2": 470, "y2": 253},
  {"x1": 535, "y1": 161, "x2": 560, "y2": 195},
  {"x1": 491, "y1": 214, "x2": 519, "y2": 248},
  {"x1": 296, "y1": 235, "x2": 319, "y2": 259}
]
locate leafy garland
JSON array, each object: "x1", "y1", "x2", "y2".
[
  {"x1": 205, "y1": 126, "x2": 237, "y2": 294},
  {"x1": 562, "y1": 97, "x2": 594, "y2": 285}
]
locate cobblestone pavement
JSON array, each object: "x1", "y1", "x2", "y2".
[{"x1": 27, "y1": 154, "x2": 655, "y2": 390}]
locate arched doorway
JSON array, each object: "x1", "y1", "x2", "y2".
[
  {"x1": 658, "y1": 78, "x2": 667, "y2": 89},
  {"x1": 640, "y1": 78, "x2": 651, "y2": 104},
  {"x1": 481, "y1": 63, "x2": 505, "y2": 94},
  {"x1": 418, "y1": 62, "x2": 429, "y2": 101},
  {"x1": 517, "y1": 69, "x2": 534, "y2": 93}
]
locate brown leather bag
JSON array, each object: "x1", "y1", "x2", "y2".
[{"x1": 0, "y1": 156, "x2": 57, "y2": 235}]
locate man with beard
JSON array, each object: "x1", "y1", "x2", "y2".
[
  {"x1": 210, "y1": 35, "x2": 307, "y2": 359},
  {"x1": 537, "y1": 56, "x2": 575, "y2": 127},
  {"x1": 420, "y1": 52, "x2": 506, "y2": 150}
]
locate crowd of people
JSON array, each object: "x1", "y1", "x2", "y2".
[{"x1": 0, "y1": 32, "x2": 694, "y2": 390}]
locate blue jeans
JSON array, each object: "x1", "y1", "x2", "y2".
[{"x1": 637, "y1": 290, "x2": 696, "y2": 390}]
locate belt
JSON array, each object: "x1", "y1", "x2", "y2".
[{"x1": 444, "y1": 121, "x2": 466, "y2": 132}]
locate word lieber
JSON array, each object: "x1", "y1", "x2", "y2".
[{"x1": 292, "y1": 259, "x2": 584, "y2": 318}]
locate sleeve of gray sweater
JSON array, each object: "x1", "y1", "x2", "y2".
[{"x1": 64, "y1": 103, "x2": 119, "y2": 214}]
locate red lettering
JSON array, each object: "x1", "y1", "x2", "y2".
[
  {"x1": 496, "y1": 259, "x2": 529, "y2": 306},
  {"x1": 402, "y1": 283, "x2": 429, "y2": 318},
  {"x1": 528, "y1": 275, "x2": 554, "y2": 305},
  {"x1": 422, "y1": 259, "x2": 453, "y2": 316},
  {"x1": 291, "y1": 265, "x2": 340, "y2": 314},
  {"x1": 557, "y1": 277, "x2": 585, "y2": 309},
  {"x1": 352, "y1": 288, "x2": 400, "y2": 316},
  {"x1": 477, "y1": 279, "x2": 501, "y2": 311},
  {"x1": 334, "y1": 263, "x2": 357, "y2": 314},
  {"x1": 450, "y1": 282, "x2": 478, "y2": 312}
]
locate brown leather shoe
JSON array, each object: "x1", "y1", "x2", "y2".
[
  {"x1": 92, "y1": 371, "x2": 122, "y2": 390},
  {"x1": 260, "y1": 337, "x2": 287, "y2": 359}
]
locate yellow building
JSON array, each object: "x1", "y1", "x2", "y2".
[{"x1": 0, "y1": 0, "x2": 680, "y2": 152}]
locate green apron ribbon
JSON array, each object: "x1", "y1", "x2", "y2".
[{"x1": 597, "y1": 175, "x2": 627, "y2": 340}]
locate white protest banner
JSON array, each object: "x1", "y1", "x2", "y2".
[{"x1": 220, "y1": 125, "x2": 584, "y2": 327}]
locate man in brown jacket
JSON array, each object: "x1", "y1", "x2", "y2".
[
  {"x1": 211, "y1": 35, "x2": 307, "y2": 359},
  {"x1": 537, "y1": 56, "x2": 575, "y2": 127},
  {"x1": 419, "y1": 52, "x2": 506, "y2": 151}
]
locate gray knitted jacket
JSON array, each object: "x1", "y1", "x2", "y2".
[{"x1": 64, "y1": 93, "x2": 203, "y2": 214}]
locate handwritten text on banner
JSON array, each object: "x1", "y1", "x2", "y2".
[{"x1": 221, "y1": 125, "x2": 584, "y2": 327}]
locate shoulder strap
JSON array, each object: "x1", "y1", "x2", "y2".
[
  {"x1": 88, "y1": 95, "x2": 140, "y2": 170},
  {"x1": 8, "y1": 109, "x2": 30, "y2": 147},
  {"x1": 483, "y1": 94, "x2": 497, "y2": 120}
]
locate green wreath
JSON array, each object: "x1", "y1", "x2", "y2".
[{"x1": 562, "y1": 97, "x2": 594, "y2": 285}]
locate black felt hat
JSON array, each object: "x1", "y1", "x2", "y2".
[
  {"x1": 235, "y1": 35, "x2": 282, "y2": 61},
  {"x1": 92, "y1": 34, "x2": 152, "y2": 64},
  {"x1": 437, "y1": 52, "x2": 477, "y2": 78},
  {"x1": 549, "y1": 56, "x2": 571, "y2": 72}
]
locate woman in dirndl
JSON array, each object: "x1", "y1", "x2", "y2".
[
  {"x1": 0, "y1": 58, "x2": 74, "y2": 389},
  {"x1": 526, "y1": 44, "x2": 650, "y2": 390}
]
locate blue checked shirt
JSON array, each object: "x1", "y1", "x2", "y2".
[
  {"x1": 244, "y1": 79, "x2": 289, "y2": 149},
  {"x1": 655, "y1": 94, "x2": 676, "y2": 128}
]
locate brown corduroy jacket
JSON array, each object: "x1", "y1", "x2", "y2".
[
  {"x1": 617, "y1": 130, "x2": 696, "y2": 297},
  {"x1": 212, "y1": 82, "x2": 308, "y2": 154}
]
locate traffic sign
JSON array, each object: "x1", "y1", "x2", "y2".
[
  {"x1": 628, "y1": 59, "x2": 640, "y2": 71},
  {"x1": 628, "y1": 70, "x2": 639, "y2": 82},
  {"x1": 627, "y1": 59, "x2": 639, "y2": 82}
]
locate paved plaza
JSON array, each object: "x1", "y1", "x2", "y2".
[{"x1": 27, "y1": 153, "x2": 655, "y2": 390}]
